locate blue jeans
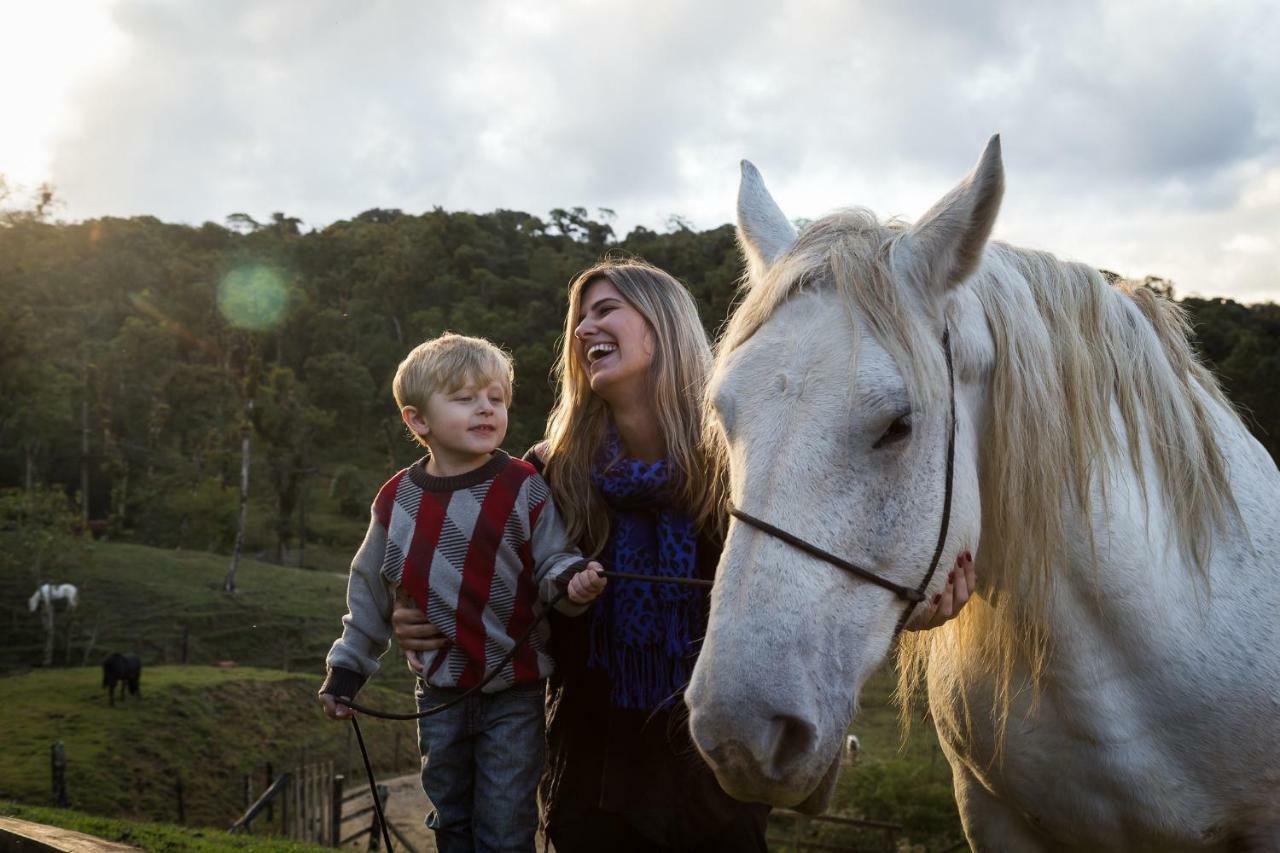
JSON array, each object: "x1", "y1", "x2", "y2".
[{"x1": 415, "y1": 679, "x2": 546, "y2": 853}]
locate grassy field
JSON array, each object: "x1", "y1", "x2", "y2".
[
  {"x1": 1, "y1": 801, "x2": 333, "y2": 851},
  {"x1": 754, "y1": 669, "x2": 965, "y2": 852},
  {"x1": 0, "y1": 536, "x2": 381, "y2": 677},
  {"x1": 1, "y1": 537, "x2": 966, "y2": 850},
  {"x1": 1, "y1": 665, "x2": 420, "y2": 829},
  {"x1": 809, "y1": 672, "x2": 966, "y2": 851}
]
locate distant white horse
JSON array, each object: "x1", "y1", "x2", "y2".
[
  {"x1": 686, "y1": 137, "x2": 1280, "y2": 851},
  {"x1": 28, "y1": 583, "x2": 79, "y2": 612}
]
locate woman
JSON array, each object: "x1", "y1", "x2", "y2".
[{"x1": 393, "y1": 260, "x2": 974, "y2": 851}]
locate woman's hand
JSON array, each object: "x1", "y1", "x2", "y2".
[
  {"x1": 905, "y1": 551, "x2": 976, "y2": 631},
  {"x1": 567, "y1": 562, "x2": 607, "y2": 604},
  {"x1": 392, "y1": 593, "x2": 447, "y2": 675}
]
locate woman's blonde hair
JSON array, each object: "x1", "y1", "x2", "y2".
[{"x1": 543, "y1": 259, "x2": 727, "y2": 555}]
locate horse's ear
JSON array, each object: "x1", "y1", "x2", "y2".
[
  {"x1": 906, "y1": 134, "x2": 1004, "y2": 292},
  {"x1": 737, "y1": 160, "x2": 797, "y2": 284}
]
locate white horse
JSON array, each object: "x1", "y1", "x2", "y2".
[
  {"x1": 686, "y1": 136, "x2": 1280, "y2": 851},
  {"x1": 28, "y1": 583, "x2": 79, "y2": 612}
]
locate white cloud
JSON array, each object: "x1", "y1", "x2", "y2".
[{"x1": 17, "y1": 0, "x2": 1280, "y2": 302}]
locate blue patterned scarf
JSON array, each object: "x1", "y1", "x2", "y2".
[{"x1": 588, "y1": 428, "x2": 703, "y2": 710}]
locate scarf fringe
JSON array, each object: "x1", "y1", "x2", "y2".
[{"x1": 588, "y1": 635, "x2": 694, "y2": 711}]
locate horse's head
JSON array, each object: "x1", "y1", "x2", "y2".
[{"x1": 686, "y1": 137, "x2": 1004, "y2": 811}]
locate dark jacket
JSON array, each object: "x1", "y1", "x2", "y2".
[{"x1": 526, "y1": 448, "x2": 770, "y2": 851}]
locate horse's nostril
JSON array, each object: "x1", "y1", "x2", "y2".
[{"x1": 768, "y1": 714, "x2": 818, "y2": 777}]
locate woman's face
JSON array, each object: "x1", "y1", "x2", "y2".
[{"x1": 573, "y1": 277, "x2": 656, "y2": 400}]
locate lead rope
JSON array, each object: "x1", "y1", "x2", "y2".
[
  {"x1": 335, "y1": 571, "x2": 714, "y2": 848},
  {"x1": 349, "y1": 715, "x2": 394, "y2": 852},
  {"x1": 892, "y1": 326, "x2": 957, "y2": 635}
]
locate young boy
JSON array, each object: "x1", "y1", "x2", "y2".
[{"x1": 319, "y1": 332, "x2": 605, "y2": 853}]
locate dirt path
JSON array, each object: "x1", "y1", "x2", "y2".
[
  {"x1": 340, "y1": 771, "x2": 435, "y2": 852},
  {"x1": 340, "y1": 772, "x2": 551, "y2": 852}
]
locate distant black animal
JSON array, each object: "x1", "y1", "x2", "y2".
[{"x1": 101, "y1": 653, "x2": 142, "y2": 706}]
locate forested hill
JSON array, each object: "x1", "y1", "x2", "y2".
[{"x1": 1, "y1": 206, "x2": 1276, "y2": 565}]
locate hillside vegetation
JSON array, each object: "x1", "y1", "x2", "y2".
[
  {"x1": 2, "y1": 665, "x2": 417, "y2": 829},
  {"x1": 1, "y1": 538, "x2": 966, "y2": 848},
  {"x1": 1, "y1": 538, "x2": 421, "y2": 833},
  {"x1": 1, "y1": 206, "x2": 1274, "y2": 569},
  {"x1": 0, "y1": 537, "x2": 377, "y2": 676}
]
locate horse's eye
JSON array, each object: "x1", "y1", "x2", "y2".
[{"x1": 873, "y1": 413, "x2": 912, "y2": 449}]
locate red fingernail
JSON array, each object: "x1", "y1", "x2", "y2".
[
  {"x1": 963, "y1": 551, "x2": 972, "y2": 564},
  {"x1": 948, "y1": 571, "x2": 955, "y2": 582},
  {"x1": 932, "y1": 593, "x2": 942, "y2": 604}
]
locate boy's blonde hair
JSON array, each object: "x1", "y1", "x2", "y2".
[{"x1": 393, "y1": 333, "x2": 514, "y2": 446}]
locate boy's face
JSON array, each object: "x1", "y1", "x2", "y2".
[{"x1": 409, "y1": 378, "x2": 508, "y2": 465}]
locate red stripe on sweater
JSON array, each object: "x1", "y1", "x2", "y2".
[
  {"x1": 402, "y1": 488, "x2": 451, "y2": 614},
  {"x1": 455, "y1": 459, "x2": 533, "y2": 688},
  {"x1": 372, "y1": 471, "x2": 406, "y2": 528},
  {"x1": 507, "y1": 498, "x2": 546, "y2": 682}
]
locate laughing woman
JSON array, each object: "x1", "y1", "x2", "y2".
[{"x1": 393, "y1": 259, "x2": 974, "y2": 852}]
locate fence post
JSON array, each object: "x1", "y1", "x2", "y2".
[
  {"x1": 175, "y1": 775, "x2": 185, "y2": 824},
  {"x1": 368, "y1": 784, "x2": 389, "y2": 850},
  {"x1": 265, "y1": 762, "x2": 274, "y2": 823},
  {"x1": 242, "y1": 773, "x2": 251, "y2": 811},
  {"x1": 306, "y1": 763, "x2": 313, "y2": 840},
  {"x1": 791, "y1": 813, "x2": 809, "y2": 852},
  {"x1": 330, "y1": 772, "x2": 343, "y2": 847},
  {"x1": 281, "y1": 773, "x2": 290, "y2": 839},
  {"x1": 50, "y1": 741, "x2": 69, "y2": 807}
]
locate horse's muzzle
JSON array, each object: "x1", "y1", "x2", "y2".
[{"x1": 687, "y1": 698, "x2": 833, "y2": 808}]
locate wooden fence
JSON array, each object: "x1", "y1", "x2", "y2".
[
  {"x1": 229, "y1": 760, "x2": 420, "y2": 851},
  {"x1": 285, "y1": 759, "x2": 334, "y2": 844},
  {"x1": 230, "y1": 760, "x2": 335, "y2": 845},
  {"x1": 768, "y1": 809, "x2": 904, "y2": 852}
]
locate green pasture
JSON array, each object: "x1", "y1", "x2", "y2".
[
  {"x1": 1, "y1": 801, "x2": 331, "y2": 851},
  {"x1": 1, "y1": 538, "x2": 965, "y2": 849},
  {"x1": 0, "y1": 536, "x2": 375, "y2": 676},
  {"x1": 0, "y1": 665, "x2": 419, "y2": 830},
  {"x1": 762, "y1": 671, "x2": 965, "y2": 852}
]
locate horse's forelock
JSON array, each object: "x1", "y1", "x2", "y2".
[{"x1": 716, "y1": 208, "x2": 946, "y2": 404}]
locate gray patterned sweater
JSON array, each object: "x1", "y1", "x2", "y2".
[{"x1": 320, "y1": 450, "x2": 588, "y2": 700}]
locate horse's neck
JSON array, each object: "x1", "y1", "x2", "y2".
[{"x1": 1034, "y1": 389, "x2": 1279, "y2": 670}]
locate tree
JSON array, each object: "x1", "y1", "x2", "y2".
[
  {"x1": 225, "y1": 352, "x2": 260, "y2": 594},
  {"x1": 252, "y1": 365, "x2": 334, "y2": 564},
  {"x1": 3, "y1": 200, "x2": 1276, "y2": 581}
]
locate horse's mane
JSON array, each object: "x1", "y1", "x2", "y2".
[{"x1": 717, "y1": 209, "x2": 1241, "y2": 748}]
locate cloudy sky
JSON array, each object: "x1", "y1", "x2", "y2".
[{"x1": 4, "y1": 0, "x2": 1278, "y2": 302}]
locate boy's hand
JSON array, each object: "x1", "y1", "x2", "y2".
[
  {"x1": 567, "y1": 562, "x2": 607, "y2": 605},
  {"x1": 319, "y1": 693, "x2": 355, "y2": 720}
]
